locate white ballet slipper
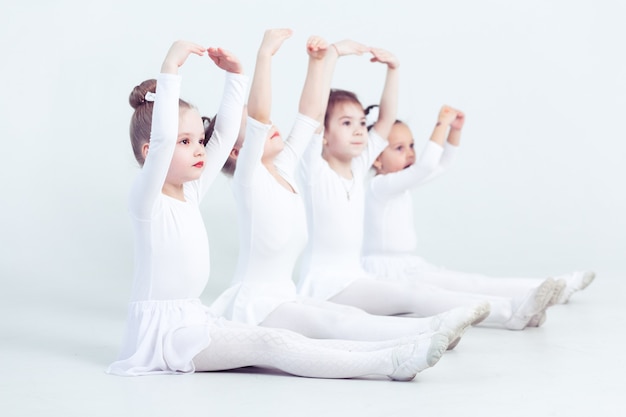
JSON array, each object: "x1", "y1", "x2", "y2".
[
  {"x1": 388, "y1": 332, "x2": 449, "y2": 381},
  {"x1": 430, "y1": 301, "x2": 490, "y2": 349},
  {"x1": 506, "y1": 278, "x2": 555, "y2": 330},
  {"x1": 557, "y1": 271, "x2": 596, "y2": 304}
]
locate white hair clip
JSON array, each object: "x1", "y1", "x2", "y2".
[
  {"x1": 144, "y1": 91, "x2": 157, "y2": 102},
  {"x1": 364, "y1": 104, "x2": 379, "y2": 128}
]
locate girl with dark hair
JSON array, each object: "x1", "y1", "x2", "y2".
[{"x1": 362, "y1": 105, "x2": 594, "y2": 328}]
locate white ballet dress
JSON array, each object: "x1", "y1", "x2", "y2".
[
  {"x1": 296, "y1": 129, "x2": 388, "y2": 300},
  {"x1": 107, "y1": 71, "x2": 247, "y2": 376},
  {"x1": 362, "y1": 140, "x2": 457, "y2": 278},
  {"x1": 362, "y1": 140, "x2": 548, "y2": 324},
  {"x1": 210, "y1": 114, "x2": 319, "y2": 324}
]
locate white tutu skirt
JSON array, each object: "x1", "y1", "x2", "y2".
[{"x1": 107, "y1": 298, "x2": 217, "y2": 376}]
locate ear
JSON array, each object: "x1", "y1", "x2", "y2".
[
  {"x1": 372, "y1": 156, "x2": 383, "y2": 172},
  {"x1": 142, "y1": 143, "x2": 150, "y2": 160},
  {"x1": 229, "y1": 147, "x2": 240, "y2": 160}
]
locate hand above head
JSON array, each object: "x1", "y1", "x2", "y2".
[
  {"x1": 208, "y1": 47, "x2": 243, "y2": 74},
  {"x1": 306, "y1": 35, "x2": 329, "y2": 61},
  {"x1": 330, "y1": 39, "x2": 371, "y2": 57},
  {"x1": 161, "y1": 40, "x2": 207, "y2": 74},
  {"x1": 257, "y1": 28, "x2": 293, "y2": 57},
  {"x1": 369, "y1": 47, "x2": 399, "y2": 70},
  {"x1": 437, "y1": 105, "x2": 458, "y2": 127},
  {"x1": 450, "y1": 110, "x2": 465, "y2": 130}
]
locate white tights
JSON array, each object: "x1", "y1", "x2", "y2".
[
  {"x1": 261, "y1": 297, "x2": 437, "y2": 341},
  {"x1": 328, "y1": 277, "x2": 521, "y2": 327},
  {"x1": 192, "y1": 320, "x2": 439, "y2": 380}
]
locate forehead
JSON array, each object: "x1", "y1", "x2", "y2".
[
  {"x1": 388, "y1": 123, "x2": 413, "y2": 142},
  {"x1": 331, "y1": 101, "x2": 365, "y2": 118},
  {"x1": 178, "y1": 107, "x2": 203, "y2": 131}
]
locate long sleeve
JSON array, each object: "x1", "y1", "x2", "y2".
[
  {"x1": 234, "y1": 116, "x2": 271, "y2": 186},
  {"x1": 275, "y1": 113, "x2": 319, "y2": 181},
  {"x1": 197, "y1": 72, "x2": 248, "y2": 198},
  {"x1": 369, "y1": 141, "x2": 458, "y2": 199},
  {"x1": 129, "y1": 73, "x2": 181, "y2": 220}
]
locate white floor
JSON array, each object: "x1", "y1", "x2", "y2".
[{"x1": 2, "y1": 270, "x2": 623, "y2": 417}]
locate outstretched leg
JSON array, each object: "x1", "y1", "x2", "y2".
[
  {"x1": 262, "y1": 298, "x2": 439, "y2": 341},
  {"x1": 192, "y1": 320, "x2": 449, "y2": 380}
]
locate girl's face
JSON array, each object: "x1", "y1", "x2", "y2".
[
  {"x1": 373, "y1": 122, "x2": 415, "y2": 174},
  {"x1": 166, "y1": 107, "x2": 206, "y2": 185},
  {"x1": 323, "y1": 102, "x2": 368, "y2": 162},
  {"x1": 262, "y1": 125, "x2": 285, "y2": 162}
]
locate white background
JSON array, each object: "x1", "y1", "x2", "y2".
[
  {"x1": 1, "y1": 0, "x2": 624, "y2": 304},
  {"x1": 1, "y1": 2, "x2": 625, "y2": 416}
]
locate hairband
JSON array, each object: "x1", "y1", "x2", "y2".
[{"x1": 144, "y1": 91, "x2": 156, "y2": 102}]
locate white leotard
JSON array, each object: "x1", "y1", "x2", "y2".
[
  {"x1": 210, "y1": 114, "x2": 319, "y2": 324},
  {"x1": 363, "y1": 141, "x2": 457, "y2": 258},
  {"x1": 296, "y1": 129, "x2": 388, "y2": 300},
  {"x1": 361, "y1": 140, "x2": 550, "y2": 326}
]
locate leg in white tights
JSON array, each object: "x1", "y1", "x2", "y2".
[
  {"x1": 192, "y1": 320, "x2": 449, "y2": 381},
  {"x1": 261, "y1": 298, "x2": 439, "y2": 341},
  {"x1": 403, "y1": 259, "x2": 543, "y2": 298},
  {"x1": 332, "y1": 277, "x2": 557, "y2": 331},
  {"x1": 400, "y1": 258, "x2": 579, "y2": 311},
  {"x1": 327, "y1": 279, "x2": 491, "y2": 341}
]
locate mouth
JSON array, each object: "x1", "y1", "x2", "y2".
[
  {"x1": 270, "y1": 131, "x2": 280, "y2": 140},
  {"x1": 193, "y1": 161, "x2": 204, "y2": 168}
]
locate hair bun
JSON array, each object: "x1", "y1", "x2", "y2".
[{"x1": 129, "y1": 79, "x2": 157, "y2": 109}]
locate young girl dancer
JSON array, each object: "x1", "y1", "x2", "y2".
[
  {"x1": 106, "y1": 39, "x2": 445, "y2": 381},
  {"x1": 362, "y1": 105, "x2": 595, "y2": 327},
  {"x1": 210, "y1": 29, "x2": 478, "y2": 350},
  {"x1": 295, "y1": 51, "x2": 549, "y2": 332}
]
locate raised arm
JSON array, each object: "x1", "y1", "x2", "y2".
[
  {"x1": 277, "y1": 35, "x2": 329, "y2": 166},
  {"x1": 446, "y1": 109, "x2": 465, "y2": 147},
  {"x1": 247, "y1": 28, "x2": 293, "y2": 123},
  {"x1": 429, "y1": 105, "x2": 459, "y2": 147},
  {"x1": 131, "y1": 41, "x2": 205, "y2": 218},
  {"x1": 199, "y1": 47, "x2": 248, "y2": 193},
  {"x1": 368, "y1": 48, "x2": 400, "y2": 140},
  {"x1": 315, "y1": 39, "x2": 371, "y2": 132},
  {"x1": 299, "y1": 36, "x2": 329, "y2": 120}
]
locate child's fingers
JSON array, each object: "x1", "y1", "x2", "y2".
[
  {"x1": 307, "y1": 36, "x2": 327, "y2": 50},
  {"x1": 187, "y1": 42, "x2": 207, "y2": 56}
]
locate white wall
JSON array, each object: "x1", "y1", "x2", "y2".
[{"x1": 1, "y1": 0, "x2": 624, "y2": 305}]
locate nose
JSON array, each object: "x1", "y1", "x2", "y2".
[
  {"x1": 407, "y1": 148, "x2": 416, "y2": 162},
  {"x1": 195, "y1": 142, "x2": 206, "y2": 156}
]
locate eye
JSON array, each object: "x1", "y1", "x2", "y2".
[
  {"x1": 342, "y1": 120, "x2": 351, "y2": 126},
  {"x1": 360, "y1": 120, "x2": 367, "y2": 127},
  {"x1": 180, "y1": 138, "x2": 190, "y2": 145}
]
